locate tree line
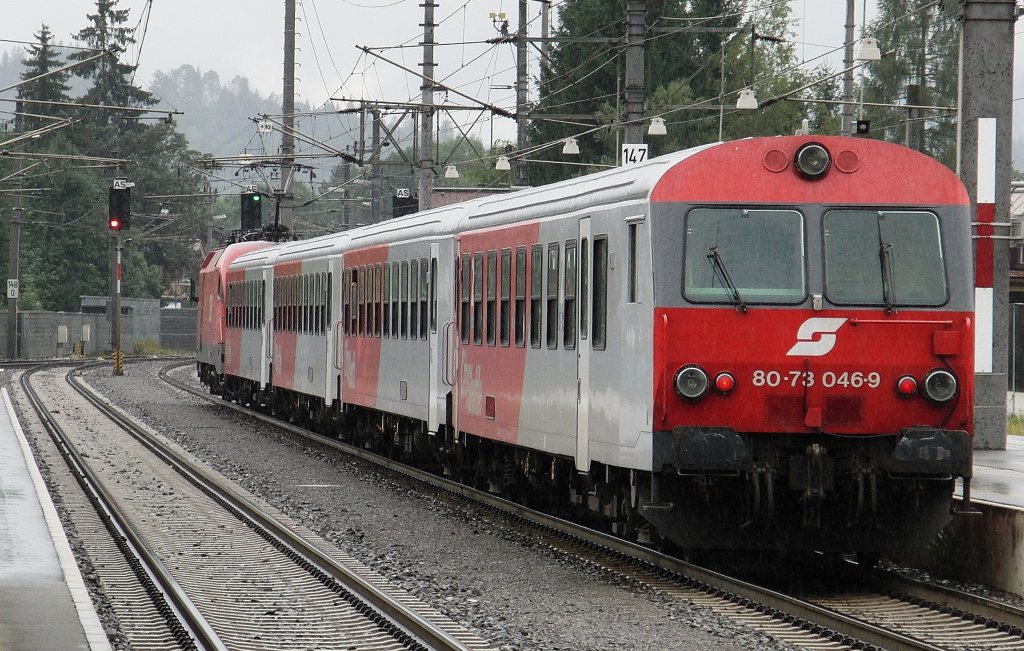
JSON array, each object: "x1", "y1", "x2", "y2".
[{"x1": 0, "y1": 0, "x2": 963, "y2": 314}]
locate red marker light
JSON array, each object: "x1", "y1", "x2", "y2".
[
  {"x1": 715, "y1": 372, "x2": 736, "y2": 394},
  {"x1": 897, "y1": 375, "x2": 917, "y2": 397},
  {"x1": 108, "y1": 217, "x2": 122, "y2": 231}
]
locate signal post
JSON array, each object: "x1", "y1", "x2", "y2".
[{"x1": 108, "y1": 180, "x2": 131, "y2": 375}]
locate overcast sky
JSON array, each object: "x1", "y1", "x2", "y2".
[{"x1": 3, "y1": 1, "x2": 1022, "y2": 148}]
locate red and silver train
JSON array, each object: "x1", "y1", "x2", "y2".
[{"x1": 197, "y1": 136, "x2": 974, "y2": 555}]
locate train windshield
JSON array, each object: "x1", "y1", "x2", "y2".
[
  {"x1": 823, "y1": 210, "x2": 947, "y2": 307},
  {"x1": 683, "y1": 208, "x2": 805, "y2": 305}
]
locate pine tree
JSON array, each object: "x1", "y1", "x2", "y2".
[
  {"x1": 69, "y1": 0, "x2": 155, "y2": 123},
  {"x1": 17, "y1": 24, "x2": 72, "y2": 131},
  {"x1": 861, "y1": 0, "x2": 959, "y2": 166}
]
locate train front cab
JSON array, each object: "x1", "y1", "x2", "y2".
[
  {"x1": 196, "y1": 241, "x2": 274, "y2": 393},
  {"x1": 640, "y1": 137, "x2": 975, "y2": 554}
]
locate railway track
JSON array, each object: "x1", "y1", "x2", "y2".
[
  {"x1": 20, "y1": 362, "x2": 492, "y2": 651},
  {"x1": 157, "y1": 360, "x2": 1024, "y2": 651}
]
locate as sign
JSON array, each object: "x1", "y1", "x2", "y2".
[{"x1": 621, "y1": 143, "x2": 648, "y2": 167}]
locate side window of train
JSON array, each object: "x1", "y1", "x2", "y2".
[
  {"x1": 486, "y1": 250, "x2": 497, "y2": 346},
  {"x1": 391, "y1": 261, "x2": 401, "y2": 337},
  {"x1": 580, "y1": 238, "x2": 589, "y2": 340},
  {"x1": 401, "y1": 260, "x2": 410, "y2": 338},
  {"x1": 515, "y1": 246, "x2": 526, "y2": 347},
  {"x1": 627, "y1": 221, "x2": 639, "y2": 303},
  {"x1": 473, "y1": 252, "x2": 484, "y2": 345},
  {"x1": 420, "y1": 257, "x2": 429, "y2": 339},
  {"x1": 430, "y1": 257, "x2": 438, "y2": 334},
  {"x1": 410, "y1": 259, "x2": 420, "y2": 339},
  {"x1": 563, "y1": 240, "x2": 577, "y2": 349},
  {"x1": 325, "y1": 272, "x2": 332, "y2": 334},
  {"x1": 383, "y1": 263, "x2": 391, "y2": 338},
  {"x1": 374, "y1": 264, "x2": 383, "y2": 337},
  {"x1": 593, "y1": 237, "x2": 608, "y2": 350},
  {"x1": 546, "y1": 243, "x2": 560, "y2": 349},
  {"x1": 530, "y1": 244, "x2": 542, "y2": 348},
  {"x1": 460, "y1": 254, "x2": 471, "y2": 344},
  {"x1": 500, "y1": 248, "x2": 511, "y2": 347}
]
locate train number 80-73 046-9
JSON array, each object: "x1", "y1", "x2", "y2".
[{"x1": 751, "y1": 370, "x2": 882, "y2": 389}]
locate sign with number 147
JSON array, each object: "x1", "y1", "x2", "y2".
[{"x1": 621, "y1": 143, "x2": 648, "y2": 166}]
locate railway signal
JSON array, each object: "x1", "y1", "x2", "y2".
[
  {"x1": 240, "y1": 191, "x2": 262, "y2": 230},
  {"x1": 108, "y1": 182, "x2": 131, "y2": 231}
]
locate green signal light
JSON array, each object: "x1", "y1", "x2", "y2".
[{"x1": 252, "y1": 194, "x2": 261, "y2": 202}]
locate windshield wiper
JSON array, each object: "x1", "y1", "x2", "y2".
[
  {"x1": 707, "y1": 246, "x2": 747, "y2": 312},
  {"x1": 877, "y1": 214, "x2": 897, "y2": 314}
]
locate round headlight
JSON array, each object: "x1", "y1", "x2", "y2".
[
  {"x1": 794, "y1": 142, "x2": 831, "y2": 179},
  {"x1": 922, "y1": 369, "x2": 957, "y2": 403},
  {"x1": 675, "y1": 365, "x2": 709, "y2": 400}
]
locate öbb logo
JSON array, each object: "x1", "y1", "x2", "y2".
[{"x1": 786, "y1": 317, "x2": 848, "y2": 357}]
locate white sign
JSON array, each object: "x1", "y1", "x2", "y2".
[
  {"x1": 396, "y1": 188, "x2": 410, "y2": 198},
  {"x1": 621, "y1": 144, "x2": 649, "y2": 166},
  {"x1": 6, "y1": 279, "x2": 18, "y2": 299},
  {"x1": 112, "y1": 178, "x2": 127, "y2": 190},
  {"x1": 258, "y1": 119, "x2": 273, "y2": 133}
]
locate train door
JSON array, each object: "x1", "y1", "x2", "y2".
[
  {"x1": 260, "y1": 266, "x2": 274, "y2": 389},
  {"x1": 428, "y1": 239, "x2": 455, "y2": 434},
  {"x1": 330, "y1": 255, "x2": 344, "y2": 407},
  {"x1": 575, "y1": 217, "x2": 592, "y2": 472}
]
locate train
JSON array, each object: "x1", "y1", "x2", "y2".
[{"x1": 196, "y1": 135, "x2": 975, "y2": 557}]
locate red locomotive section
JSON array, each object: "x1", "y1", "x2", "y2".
[
  {"x1": 653, "y1": 308, "x2": 974, "y2": 436},
  {"x1": 455, "y1": 222, "x2": 540, "y2": 445},
  {"x1": 197, "y1": 242, "x2": 272, "y2": 356},
  {"x1": 651, "y1": 135, "x2": 970, "y2": 206}
]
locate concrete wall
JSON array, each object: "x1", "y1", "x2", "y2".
[{"x1": 0, "y1": 298, "x2": 195, "y2": 359}]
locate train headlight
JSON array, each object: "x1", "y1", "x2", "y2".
[
  {"x1": 674, "y1": 365, "x2": 709, "y2": 400},
  {"x1": 922, "y1": 369, "x2": 957, "y2": 403},
  {"x1": 896, "y1": 375, "x2": 918, "y2": 397},
  {"x1": 794, "y1": 142, "x2": 831, "y2": 179}
]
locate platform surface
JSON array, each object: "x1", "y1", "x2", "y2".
[
  {"x1": 971, "y1": 433, "x2": 1024, "y2": 509},
  {"x1": 0, "y1": 389, "x2": 110, "y2": 650}
]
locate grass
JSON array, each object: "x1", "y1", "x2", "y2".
[{"x1": 1008, "y1": 415, "x2": 1024, "y2": 436}]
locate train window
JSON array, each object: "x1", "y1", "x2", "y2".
[
  {"x1": 530, "y1": 245, "x2": 542, "y2": 348},
  {"x1": 375, "y1": 264, "x2": 383, "y2": 337},
  {"x1": 500, "y1": 248, "x2": 511, "y2": 347},
  {"x1": 824, "y1": 210, "x2": 947, "y2": 306},
  {"x1": 547, "y1": 243, "x2": 560, "y2": 349},
  {"x1": 593, "y1": 237, "x2": 608, "y2": 350},
  {"x1": 515, "y1": 246, "x2": 526, "y2": 347},
  {"x1": 430, "y1": 257, "x2": 438, "y2": 334},
  {"x1": 460, "y1": 254, "x2": 471, "y2": 344},
  {"x1": 683, "y1": 208, "x2": 805, "y2": 305},
  {"x1": 401, "y1": 261, "x2": 409, "y2": 339},
  {"x1": 293, "y1": 276, "x2": 299, "y2": 333},
  {"x1": 420, "y1": 257, "x2": 429, "y2": 340},
  {"x1": 392, "y1": 262, "x2": 400, "y2": 337},
  {"x1": 325, "y1": 273, "x2": 332, "y2": 333},
  {"x1": 580, "y1": 238, "x2": 589, "y2": 340},
  {"x1": 487, "y1": 250, "x2": 497, "y2": 346},
  {"x1": 300, "y1": 275, "x2": 307, "y2": 335},
  {"x1": 383, "y1": 264, "x2": 391, "y2": 338},
  {"x1": 349, "y1": 270, "x2": 357, "y2": 335},
  {"x1": 473, "y1": 252, "x2": 484, "y2": 345},
  {"x1": 627, "y1": 222, "x2": 639, "y2": 303},
  {"x1": 410, "y1": 259, "x2": 420, "y2": 338},
  {"x1": 564, "y1": 241, "x2": 577, "y2": 349}
]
